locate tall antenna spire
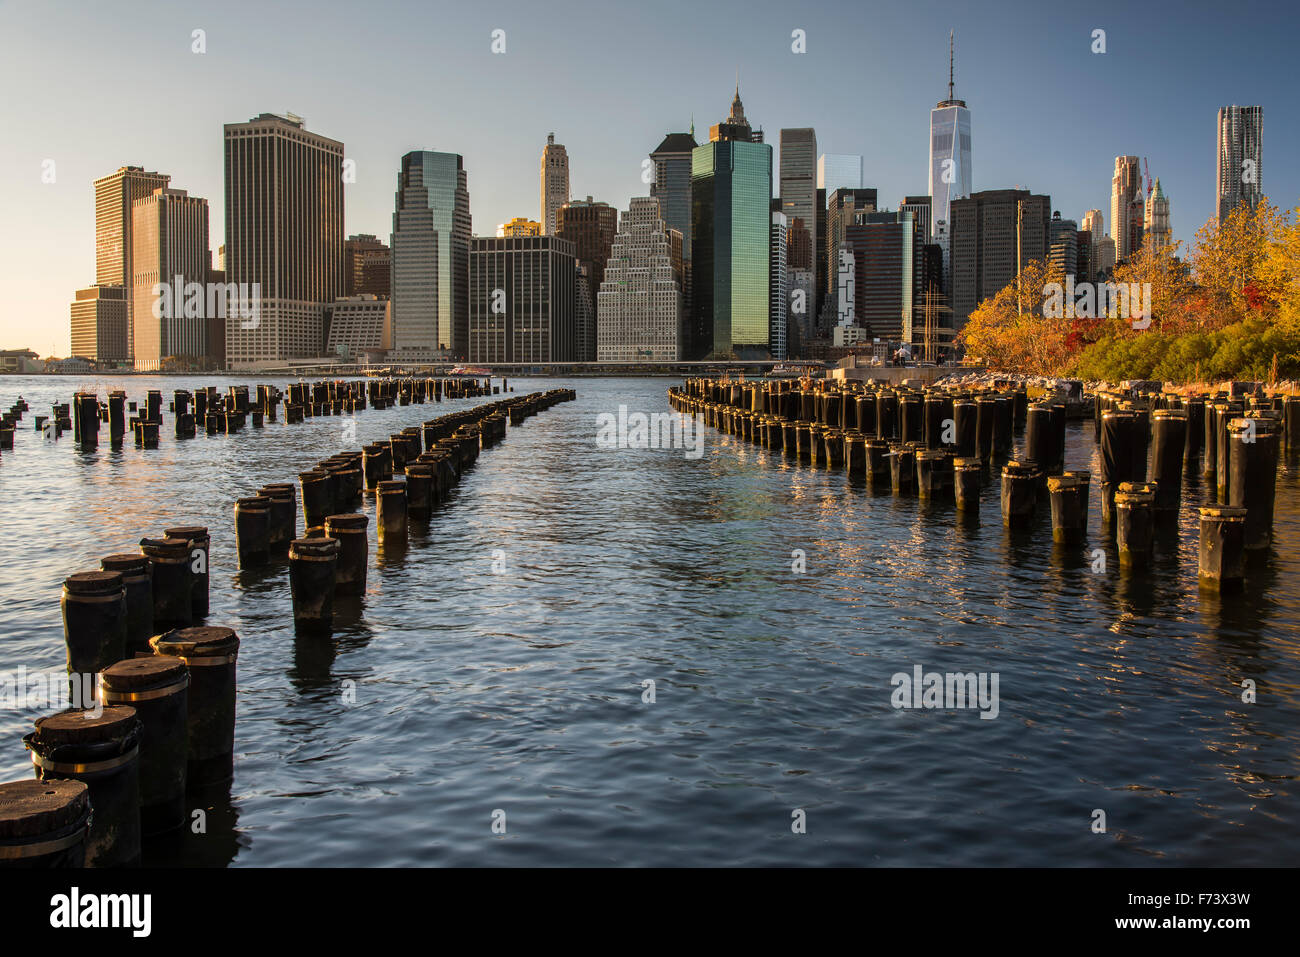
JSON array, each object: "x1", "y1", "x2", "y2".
[{"x1": 948, "y1": 30, "x2": 955, "y2": 102}]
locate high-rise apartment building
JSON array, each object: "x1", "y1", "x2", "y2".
[
  {"x1": 1081, "y1": 209, "x2": 1104, "y2": 241},
  {"x1": 928, "y1": 32, "x2": 972, "y2": 277},
  {"x1": 1110, "y1": 156, "x2": 1143, "y2": 263},
  {"x1": 223, "y1": 113, "x2": 343, "y2": 368},
  {"x1": 1048, "y1": 212, "x2": 1078, "y2": 280},
  {"x1": 1080, "y1": 209, "x2": 1104, "y2": 278},
  {"x1": 769, "y1": 211, "x2": 789, "y2": 361},
  {"x1": 596, "y1": 197, "x2": 682, "y2": 361},
  {"x1": 469, "y1": 235, "x2": 576, "y2": 363},
  {"x1": 131, "y1": 188, "x2": 211, "y2": 370},
  {"x1": 344, "y1": 234, "x2": 391, "y2": 298},
  {"x1": 93, "y1": 166, "x2": 171, "y2": 362},
  {"x1": 1076, "y1": 229, "x2": 1093, "y2": 282},
  {"x1": 780, "y1": 129, "x2": 818, "y2": 311},
  {"x1": 690, "y1": 89, "x2": 773, "y2": 359},
  {"x1": 1216, "y1": 106, "x2": 1263, "y2": 223},
  {"x1": 949, "y1": 188, "x2": 1050, "y2": 331},
  {"x1": 1094, "y1": 236, "x2": 1116, "y2": 277},
  {"x1": 390, "y1": 150, "x2": 471, "y2": 360},
  {"x1": 1145, "y1": 178, "x2": 1172, "y2": 251},
  {"x1": 540, "y1": 133, "x2": 570, "y2": 235}
]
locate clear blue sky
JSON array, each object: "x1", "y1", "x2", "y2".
[{"x1": 0, "y1": 0, "x2": 1293, "y2": 355}]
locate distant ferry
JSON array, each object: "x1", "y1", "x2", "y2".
[
  {"x1": 448, "y1": 365, "x2": 491, "y2": 376},
  {"x1": 767, "y1": 362, "x2": 822, "y2": 378}
]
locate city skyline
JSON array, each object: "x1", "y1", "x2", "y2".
[{"x1": 1, "y1": 0, "x2": 1294, "y2": 355}]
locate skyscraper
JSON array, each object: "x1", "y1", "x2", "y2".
[
  {"x1": 1076, "y1": 229, "x2": 1093, "y2": 283},
  {"x1": 540, "y1": 133, "x2": 570, "y2": 236},
  {"x1": 344, "y1": 235, "x2": 391, "y2": 298},
  {"x1": 597, "y1": 197, "x2": 682, "y2": 361},
  {"x1": 690, "y1": 88, "x2": 773, "y2": 359},
  {"x1": 1216, "y1": 106, "x2": 1263, "y2": 223},
  {"x1": 928, "y1": 31, "x2": 972, "y2": 277},
  {"x1": 131, "y1": 187, "x2": 211, "y2": 370},
  {"x1": 1145, "y1": 178, "x2": 1171, "y2": 251},
  {"x1": 574, "y1": 263, "x2": 596, "y2": 362},
  {"x1": 1110, "y1": 156, "x2": 1143, "y2": 262},
  {"x1": 556, "y1": 198, "x2": 618, "y2": 297},
  {"x1": 224, "y1": 113, "x2": 343, "y2": 368},
  {"x1": 1048, "y1": 211, "x2": 1078, "y2": 280},
  {"x1": 949, "y1": 189, "x2": 1050, "y2": 332},
  {"x1": 825, "y1": 187, "x2": 877, "y2": 328},
  {"x1": 93, "y1": 166, "x2": 170, "y2": 362},
  {"x1": 650, "y1": 130, "x2": 698, "y2": 263},
  {"x1": 650, "y1": 129, "x2": 699, "y2": 336},
  {"x1": 780, "y1": 128, "x2": 818, "y2": 310},
  {"x1": 69, "y1": 286, "x2": 128, "y2": 364},
  {"x1": 1080, "y1": 209, "x2": 1104, "y2": 275},
  {"x1": 817, "y1": 154, "x2": 863, "y2": 192},
  {"x1": 899, "y1": 196, "x2": 933, "y2": 254},
  {"x1": 557, "y1": 198, "x2": 618, "y2": 361},
  {"x1": 769, "y1": 211, "x2": 788, "y2": 361},
  {"x1": 843, "y1": 210, "x2": 925, "y2": 343},
  {"x1": 390, "y1": 150, "x2": 472, "y2": 359},
  {"x1": 1095, "y1": 236, "x2": 1116, "y2": 277},
  {"x1": 469, "y1": 235, "x2": 576, "y2": 362}
]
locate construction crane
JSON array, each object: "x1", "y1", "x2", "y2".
[{"x1": 1144, "y1": 157, "x2": 1153, "y2": 198}]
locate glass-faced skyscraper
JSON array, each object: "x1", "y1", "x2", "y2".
[
  {"x1": 391, "y1": 150, "x2": 471, "y2": 359},
  {"x1": 651, "y1": 129, "x2": 698, "y2": 327},
  {"x1": 817, "y1": 154, "x2": 862, "y2": 193},
  {"x1": 928, "y1": 32, "x2": 971, "y2": 279},
  {"x1": 690, "y1": 88, "x2": 773, "y2": 359}
]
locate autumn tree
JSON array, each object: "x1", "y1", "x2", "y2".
[
  {"x1": 957, "y1": 257, "x2": 1072, "y2": 375},
  {"x1": 1188, "y1": 199, "x2": 1288, "y2": 324}
]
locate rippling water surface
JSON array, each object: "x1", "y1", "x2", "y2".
[{"x1": 1, "y1": 374, "x2": 1297, "y2": 866}]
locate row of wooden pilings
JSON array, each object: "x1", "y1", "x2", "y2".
[
  {"x1": 0, "y1": 388, "x2": 575, "y2": 868},
  {"x1": 668, "y1": 377, "x2": 1289, "y2": 589},
  {"x1": 0, "y1": 396, "x2": 29, "y2": 450},
  {"x1": 2, "y1": 376, "x2": 499, "y2": 453}
]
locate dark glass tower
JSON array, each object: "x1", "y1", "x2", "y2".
[
  {"x1": 690, "y1": 89, "x2": 773, "y2": 359},
  {"x1": 391, "y1": 150, "x2": 471, "y2": 358}
]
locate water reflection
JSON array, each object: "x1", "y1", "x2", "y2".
[{"x1": 1, "y1": 374, "x2": 1298, "y2": 866}]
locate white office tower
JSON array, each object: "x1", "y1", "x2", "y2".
[
  {"x1": 928, "y1": 31, "x2": 972, "y2": 280},
  {"x1": 597, "y1": 197, "x2": 682, "y2": 361}
]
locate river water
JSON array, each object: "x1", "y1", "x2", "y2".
[{"x1": 0, "y1": 374, "x2": 1297, "y2": 866}]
